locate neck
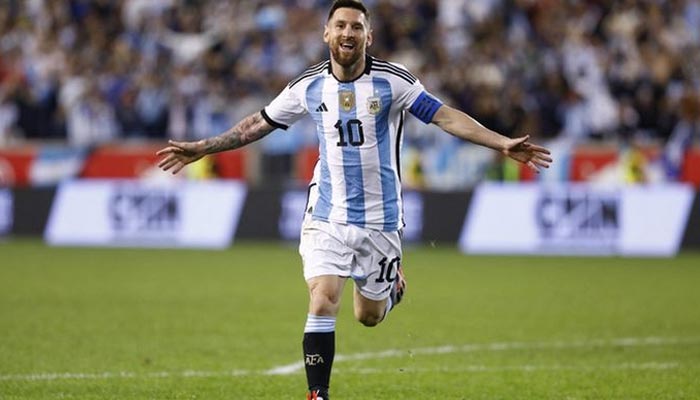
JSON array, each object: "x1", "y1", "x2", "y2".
[{"x1": 330, "y1": 55, "x2": 366, "y2": 82}]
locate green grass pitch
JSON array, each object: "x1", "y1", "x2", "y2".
[{"x1": 1, "y1": 239, "x2": 699, "y2": 399}]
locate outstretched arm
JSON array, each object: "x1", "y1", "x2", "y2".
[
  {"x1": 431, "y1": 105, "x2": 552, "y2": 172},
  {"x1": 156, "y1": 111, "x2": 275, "y2": 174}
]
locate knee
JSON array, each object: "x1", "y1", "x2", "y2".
[
  {"x1": 355, "y1": 310, "x2": 383, "y2": 327},
  {"x1": 309, "y1": 290, "x2": 342, "y2": 316}
]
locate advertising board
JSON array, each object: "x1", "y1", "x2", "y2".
[
  {"x1": 45, "y1": 180, "x2": 247, "y2": 248},
  {"x1": 460, "y1": 183, "x2": 694, "y2": 257}
]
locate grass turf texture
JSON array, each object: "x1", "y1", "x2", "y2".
[{"x1": 1, "y1": 239, "x2": 699, "y2": 399}]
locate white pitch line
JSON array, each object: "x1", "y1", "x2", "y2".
[
  {"x1": 1, "y1": 336, "x2": 697, "y2": 382},
  {"x1": 264, "y1": 336, "x2": 700, "y2": 375},
  {"x1": 0, "y1": 370, "x2": 252, "y2": 382},
  {"x1": 0, "y1": 362, "x2": 681, "y2": 383},
  {"x1": 335, "y1": 361, "x2": 681, "y2": 375}
]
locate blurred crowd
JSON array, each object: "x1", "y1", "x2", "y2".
[{"x1": 0, "y1": 0, "x2": 699, "y2": 185}]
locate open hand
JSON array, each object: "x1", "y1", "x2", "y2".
[
  {"x1": 502, "y1": 135, "x2": 552, "y2": 172},
  {"x1": 156, "y1": 140, "x2": 207, "y2": 174}
]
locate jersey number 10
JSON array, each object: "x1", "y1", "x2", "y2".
[
  {"x1": 375, "y1": 256, "x2": 400, "y2": 283},
  {"x1": 334, "y1": 119, "x2": 365, "y2": 147}
]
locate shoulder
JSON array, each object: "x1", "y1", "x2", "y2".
[
  {"x1": 288, "y1": 60, "x2": 330, "y2": 89},
  {"x1": 368, "y1": 56, "x2": 417, "y2": 85}
]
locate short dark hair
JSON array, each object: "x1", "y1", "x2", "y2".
[{"x1": 327, "y1": 0, "x2": 369, "y2": 22}]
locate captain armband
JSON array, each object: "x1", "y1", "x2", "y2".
[{"x1": 408, "y1": 92, "x2": 443, "y2": 124}]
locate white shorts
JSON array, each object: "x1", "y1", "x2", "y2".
[{"x1": 299, "y1": 218, "x2": 402, "y2": 301}]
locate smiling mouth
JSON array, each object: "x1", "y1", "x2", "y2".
[{"x1": 340, "y1": 42, "x2": 356, "y2": 51}]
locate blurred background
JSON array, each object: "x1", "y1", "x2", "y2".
[
  {"x1": 2, "y1": 4, "x2": 700, "y2": 398},
  {"x1": 1, "y1": 0, "x2": 699, "y2": 254}
]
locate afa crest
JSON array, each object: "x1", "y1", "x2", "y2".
[
  {"x1": 367, "y1": 96, "x2": 382, "y2": 115},
  {"x1": 339, "y1": 90, "x2": 355, "y2": 112}
]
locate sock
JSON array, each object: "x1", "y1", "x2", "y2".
[{"x1": 303, "y1": 314, "x2": 336, "y2": 394}]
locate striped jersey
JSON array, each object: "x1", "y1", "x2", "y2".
[{"x1": 262, "y1": 55, "x2": 442, "y2": 231}]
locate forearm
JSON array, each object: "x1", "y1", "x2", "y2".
[
  {"x1": 200, "y1": 112, "x2": 274, "y2": 154},
  {"x1": 432, "y1": 105, "x2": 508, "y2": 152}
]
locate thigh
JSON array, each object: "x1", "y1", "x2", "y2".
[
  {"x1": 352, "y1": 229, "x2": 402, "y2": 301},
  {"x1": 299, "y1": 219, "x2": 353, "y2": 280}
]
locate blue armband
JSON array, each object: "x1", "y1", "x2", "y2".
[{"x1": 409, "y1": 92, "x2": 443, "y2": 124}]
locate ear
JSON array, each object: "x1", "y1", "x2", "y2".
[
  {"x1": 323, "y1": 25, "x2": 330, "y2": 44},
  {"x1": 366, "y1": 28, "x2": 373, "y2": 48}
]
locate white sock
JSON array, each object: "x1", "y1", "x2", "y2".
[{"x1": 304, "y1": 314, "x2": 336, "y2": 333}]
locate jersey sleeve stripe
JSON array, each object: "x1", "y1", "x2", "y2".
[
  {"x1": 372, "y1": 59, "x2": 417, "y2": 79},
  {"x1": 370, "y1": 66, "x2": 416, "y2": 84},
  {"x1": 288, "y1": 61, "x2": 330, "y2": 88},
  {"x1": 260, "y1": 108, "x2": 289, "y2": 130},
  {"x1": 296, "y1": 60, "x2": 328, "y2": 77},
  {"x1": 371, "y1": 59, "x2": 417, "y2": 82}
]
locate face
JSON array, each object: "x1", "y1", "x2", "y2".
[{"x1": 324, "y1": 7, "x2": 372, "y2": 68}]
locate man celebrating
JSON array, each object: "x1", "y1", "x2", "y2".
[{"x1": 156, "y1": 1, "x2": 552, "y2": 398}]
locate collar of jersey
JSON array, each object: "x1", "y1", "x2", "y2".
[{"x1": 328, "y1": 54, "x2": 373, "y2": 83}]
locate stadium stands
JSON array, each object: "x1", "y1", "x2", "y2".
[{"x1": 0, "y1": 0, "x2": 699, "y2": 188}]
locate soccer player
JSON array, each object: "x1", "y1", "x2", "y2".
[{"x1": 156, "y1": 1, "x2": 552, "y2": 398}]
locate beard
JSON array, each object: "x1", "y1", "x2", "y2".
[{"x1": 330, "y1": 40, "x2": 364, "y2": 68}]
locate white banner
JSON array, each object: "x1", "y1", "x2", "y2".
[
  {"x1": 460, "y1": 183, "x2": 694, "y2": 257},
  {"x1": 45, "y1": 180, "x2": 247, "y2": 249}
]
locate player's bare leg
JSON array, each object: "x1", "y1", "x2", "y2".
[
  {"x1": 353, "y1": 289, "x2": 387, "y2": 327},
  {"x1": 307, "y1": 275, "x2": 346, "y2": 316},
  {"x1": 304, "y1": 275, "x2": 346, "y2": 400},
  {"x1": 353, "y1": 262, "x2": 407, "y2": 326}
]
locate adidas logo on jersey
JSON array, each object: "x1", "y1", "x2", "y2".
[{"x1": 315, "y1": 103, "x2": 328, "y2": 112}]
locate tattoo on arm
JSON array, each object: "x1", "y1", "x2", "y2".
[{"x1": 202, "y1": 112, "x2": 275, "y2": 153}]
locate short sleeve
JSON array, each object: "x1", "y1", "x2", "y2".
[{"x1": 262, "y1": 86, "x2": 308, "y2": 130}]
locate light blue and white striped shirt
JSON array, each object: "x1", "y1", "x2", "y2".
[{"x1": 262, "y1": 56, "x2": 442, "y2": 231}]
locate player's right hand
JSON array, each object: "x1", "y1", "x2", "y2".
[{"x1": 156, "y1": 140, "x2": 206, "y2": 174}]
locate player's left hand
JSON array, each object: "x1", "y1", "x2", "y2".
[{"x1": 502, "y1": 135, "x2": 552, "y2": 173}]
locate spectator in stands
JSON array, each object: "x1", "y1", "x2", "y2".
[
  {"x1": 0, "y1": 86, "x2": 18, "y2": 144},
  {"x1": 665, "y1": 87, "x2": 700, "y2": 179},
  {"x1": 66, "y1": 79, "x2": 119, "y2": 147},
  {"x1": 135, "y1": 72, "x2": 169, "y2": 139}
]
